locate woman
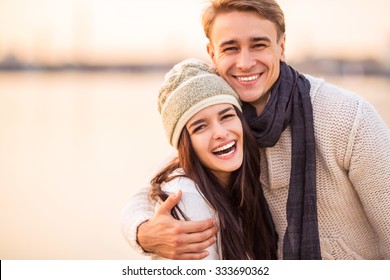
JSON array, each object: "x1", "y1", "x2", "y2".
[{"x1": 150, "y1": 58, "x2": 277, "y2": 260}]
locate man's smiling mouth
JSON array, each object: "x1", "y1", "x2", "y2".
[{"x1": 235, "y1": 74, "x2": 260, "y2": 82}]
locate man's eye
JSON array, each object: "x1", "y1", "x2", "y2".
[
  {"x1": 253, "y1": 43, "x2": 266, "y2": 48},
  {"x1": 223, "y1": 47, "x2": 237, "y2": 52}
]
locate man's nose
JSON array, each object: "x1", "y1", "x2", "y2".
[{"x1": 236, "y1": 49, "x2": 255, "y2": 71}]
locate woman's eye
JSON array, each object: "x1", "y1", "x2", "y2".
[
  {"x1": 221, "y1": 114, "x2": 235, "y2": 120},
  {"x1": 193, "y1": 125, "x2": 205, "y2": 133}
]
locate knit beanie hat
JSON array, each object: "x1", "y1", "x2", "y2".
[{"x1": 158, "y1": 58, "x2": 242, "y2": 148}]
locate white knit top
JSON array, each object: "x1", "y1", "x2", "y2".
[
  {"x1": 150, "y1": 171, "x2": 221, "y2": 260},
  {"x1": 122, "y1": 75, "x2": 390, "y2": 260}
]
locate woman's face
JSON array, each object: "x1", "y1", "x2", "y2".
[{"x1": 185, "y1": 104, "x2": 244, "y2": 186}]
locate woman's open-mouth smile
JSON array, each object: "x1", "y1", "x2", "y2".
[{"x1": 212, "y1": 141, "x2": 237, "y2": 158}]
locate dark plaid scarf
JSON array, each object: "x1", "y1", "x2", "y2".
[{"x1": 242, "y1": 62, "x2": 321, "y2": 260}]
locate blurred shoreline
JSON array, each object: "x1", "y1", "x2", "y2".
[
  {"x1": 0, "y1": 54, "x2": 173, "y2": 73},
  {"x1": 1, "y1": 54, "x2": 390, "y2": 77}
]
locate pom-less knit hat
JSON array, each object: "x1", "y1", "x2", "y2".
[{"x1": 158, "y1": 58, "x2": 242, "y2": 148}]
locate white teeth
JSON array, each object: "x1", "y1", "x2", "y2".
[
  {"x1": 216, "y1": 148, "x2": 235, "y2": 157},
  {"x1": 213, "y1": 141, "x2": 235, "y2": 153},
  {"x1": 237, "y1": 75, "x2": 259, "y2": 82}
]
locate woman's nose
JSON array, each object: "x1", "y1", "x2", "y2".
[{"x1": 212, "y1": 123, "x2": 228, "y2": 139}]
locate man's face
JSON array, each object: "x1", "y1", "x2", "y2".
[{"x1": 207, "y1": 11, "x2": 285, "y2": 114}]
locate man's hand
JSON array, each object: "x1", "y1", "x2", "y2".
[{"x1": 137, "y1": 190, "x2": 218, "y2": 259}]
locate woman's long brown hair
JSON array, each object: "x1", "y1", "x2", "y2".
[{"x1": 150, "y1": 107, "x2": 277, "y2": 259}]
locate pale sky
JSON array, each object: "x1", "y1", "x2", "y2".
[{"x1": 0, "y1": 0, "x2": 389, "y2": 65}]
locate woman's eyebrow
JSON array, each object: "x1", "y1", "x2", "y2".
[
  {"x1": 218, "y1": 107, "x2": 234, "y2": 116},
  {"x1": 187, "y1": 118, "x2": 205, "y2": 130}
]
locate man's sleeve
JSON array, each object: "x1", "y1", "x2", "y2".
[
  {"x1": 121, "y1": 183, "x2": 155, "y2": 256},
  {"x1": 348, "y1": 100, "x2": 390, "y2": 258},
  {"x1": 121, "y1": 151, "x2": 177, "y2": 256}
]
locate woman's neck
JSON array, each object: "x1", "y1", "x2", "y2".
[{"x1": 213, "y1": 172, "x2": 231, "y2": 188}]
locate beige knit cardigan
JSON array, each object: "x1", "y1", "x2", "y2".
[{"x1": 122, "y1": 75, "x2": 390, "y2": 260}]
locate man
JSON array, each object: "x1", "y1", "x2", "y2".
[{"x1": 122, "y1": 0, "x2": 390, "y2": 259}]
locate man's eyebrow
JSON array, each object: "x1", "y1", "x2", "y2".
[
  {"x1": 219, "y1": 37, "x2": 271, "y2": 49},
  {"x1": 219, "y1": 39, "x2": 237, "y2": 49},
  {"x1": 251, "y1": 36, "x2": 271, "y2": 43}
]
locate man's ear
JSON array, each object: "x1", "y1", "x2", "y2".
[
  {"x1": 279, "y1": 34, "x2": 286, "y2": 62},
  {"x1": 206, "y1": 42, "x2": 216, "y2": 66}
]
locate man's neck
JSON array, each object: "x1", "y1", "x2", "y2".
[{"x1": 252, "y1": 91, "x2": 271, "y2": 116}]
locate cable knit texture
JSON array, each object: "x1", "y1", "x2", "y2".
[{"x1": 122, "y1": 75, "x2": 390, "y2": 260}]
